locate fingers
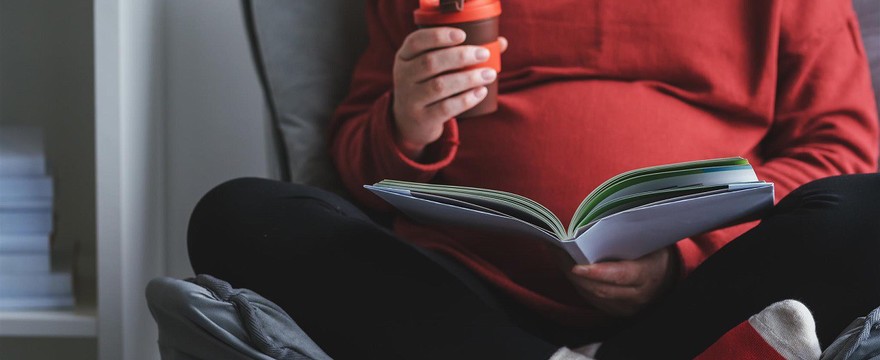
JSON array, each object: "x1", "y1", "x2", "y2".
[
  {"x1": 423, "y1": 86, "x2": 488, "y2": 122},
  {"x1": 566, "y1": 271, "x2": 644, "y2": 316},
  {"x1": 400, "y1": 45, "x2": 493, "y2": 83},
  {"x1": 390, "y1": 29, "x2": 506, "y2": 152},
  {"x1": 567, "y1": 271, "x2": 641, "y2": 303},
  {"x1": 412, "y1": 68, "x2": 497, "y2": 106},
  {"x1": 572, "y1": 261, "x2": 643, "y2": 286},
  {"x1": 397, "y1": 28, "x2": 466, "y2": 61},
  {"x1": 571, "y1": 247, "x2": 672, "y2": 286},
  {"x1": 566, "y1": 249, "x2": 675, "y2": 316},
  {"x1": 499, "y1": 36, "x2": 508, "y2": 53},
  {"x1": 581, "y1": 280, "x2": 641, "y2": 300}
]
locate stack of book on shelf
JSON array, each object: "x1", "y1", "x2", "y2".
[{"x1": 0, "y1": 126, "x2": 74, "y2": 310}]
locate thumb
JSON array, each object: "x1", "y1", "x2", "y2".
[{"x1": 499, "y1": 36, "x2": 508, "y2": 53}]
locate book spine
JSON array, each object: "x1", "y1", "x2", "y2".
[
  {"x1": 0, "y1": 295, "x2": 74, "y2": 310},
  {"x1": 0, "y1": 176, "x2": 53, "y2": 200},
  {"x1": 0, "y1": 253, "x2": 51, "y2": 273},
  {"x1": 0, "y1": 210, "x2": 53, "y2": 234},
  {"x1": 0, "y1": 273, "x2": 72, "y2": 296},
  {"x1": 0, "y1": 198, "x2": 53, "y2": 211},
  {"x1": 0, "y1": 156, "x2": 46, "y2": 176},
  {"x1": 0, "y1": 234, "x2": 51, "y2": 252},
  {"x1": 561, "y1": 240, "x2": 591, "y2": 264}
]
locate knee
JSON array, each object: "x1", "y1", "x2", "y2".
[
  {"x1": 774, "y1": 174, "x2": 880, "y2": 217},
  {"x1": 186, "y1": 178, "x2": 361, "y2": 259},
  {"x1": 189, "y1": 178, "x2": 266, "y2": 230},
  {"x1": 190, "y1": 177, "x2": 331, "y2": 222},
  {"x1": 194, "y1": 177, "x2": 269, "y2": 212},
  {"x1": 186, "y1": 178, "x2": 288, "y2": 266},
  {"x1": 771, "y1": 174, "x2": 880, "y2": 261}
]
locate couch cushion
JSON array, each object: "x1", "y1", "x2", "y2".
[
  {"x1": 246, "y1": 0, "x2": 369, "y2": 192},
  {"x1": 854, "y1": 0, "x2": 880, "y2": 116}
]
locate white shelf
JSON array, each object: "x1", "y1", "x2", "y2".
[{"x1": 0, "y1": 305, "x2": 96, "y2": 337}]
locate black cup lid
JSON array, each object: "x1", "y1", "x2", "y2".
[{"x1": 440, "y1": 0, "x2": 465, "y2": 13}]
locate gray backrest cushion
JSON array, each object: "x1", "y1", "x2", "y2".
[
  {"x1": 247, "y1": 0, "x2": 368, "y2": 193},
  {"x1": 853, "y1": 0, "x2": 880, "y2": 116},
  {"x1": 246, "y1": 1, "x2": 880, "y2": 188}
]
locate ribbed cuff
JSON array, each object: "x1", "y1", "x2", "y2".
[
  {"x1": 370, "y1": 92, "x2": 460, "y2": 182},
  {"x1": 675, "y1": 238, "x2": 702, "y2": 279}
]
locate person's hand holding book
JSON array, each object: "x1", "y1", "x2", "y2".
[
  {"x1": 391, "y1": 28, "x2": 507, "y2": 159},
  {"x1": 563, "y1": 247, "x2": 680, "y2": 316}
]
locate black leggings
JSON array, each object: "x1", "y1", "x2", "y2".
[{"x1": 188, "y1": 174, "x2": 880, "y2": 359}]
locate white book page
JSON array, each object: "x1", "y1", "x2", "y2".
[
  {"x1": 365, "y1": 186, "x2": 560, "y2": 244},
  {"x1": 593, "y1": 168, "x2": 759, "y2": 211},
  {"x1": 568, "y1": 184, "x2": 773, "y2": 264}
]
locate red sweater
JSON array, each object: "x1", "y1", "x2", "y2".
[{"x1": 331, "y1": 0, "x2": 879, "y2": 328}]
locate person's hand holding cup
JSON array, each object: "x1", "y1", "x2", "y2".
[
  {"x1": 392, "y1": 28, "x2": 507, "y2": 159},
  {"x1": 392, "y1": 0, "x2": 503, "y2": 159}
]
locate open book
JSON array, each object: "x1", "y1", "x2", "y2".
[{"x1": 365, "y1": 157, "x2": 774, "y2": 264}]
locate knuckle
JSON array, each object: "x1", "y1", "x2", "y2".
[
  {"x1": 458, "y1": 48, "x2": 470, "y2": 63},
  {"x1": 460, "y1": 93, "x2": 473, "y2": 107},
  {"x1": 429, "y1": 78, "x2": 445, "y2": 93},
  {"x1": 440, "y1": 100, "x2": 457, "y2": 117},
  {"x1": 421, "y1": 55, "x2": 438, "y2": 73},
  {"x1": 431, "y1": 30, "x2": 447, "y2": 45},
  {"x1": 472, "y1": 70, "x2": 486, "y2": 84},
  {"x1": 442, "y1": 75, "x2": 461, "y2": 91},
  {"x1": 404, "y1": 31, "x2": 421, "y2": 46}
]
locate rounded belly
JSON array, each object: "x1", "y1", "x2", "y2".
[{"x1": 442, "y1": 80, "x2": 763, "y2": 221}]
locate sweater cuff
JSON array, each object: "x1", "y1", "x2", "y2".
[
  {"x1": 371, "y1": 92, "x2": 460, "y2": 182},
  {"x1": 674, "y1": 238, "x2": 703, "y2": 279}
]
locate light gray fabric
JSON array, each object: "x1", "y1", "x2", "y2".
[
  {"x1": 146, "y1": 275, "x2": 331, "y2": 360},
  {"x1": 821, "y1": 305, "x2": 880, "y2": 360},
  {"x1": 248, "y1": 0, "x2": 368, "y2": 192},
  {"x1": 853, "y1": 0, "x2": 880, "y2": 119}
]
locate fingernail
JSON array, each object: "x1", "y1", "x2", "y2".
[
  {"x1": 449, "y1": 30, "x2": 465, "y2": 42},
  {"x1": 481, "y1": 69, "x2": 496, "y2": 81},
  {"x1": 475, "y1": 48, "x2": 490, "y2": 61},
  {"x1": 573, "y1": 265, "x2": 591, "y2": 274},
  {"x1": 474, "y1": 86, "x2": 488, "y2": 98}
]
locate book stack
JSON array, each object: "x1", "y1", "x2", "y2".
[{"x1": 0, "y1": 126, "x2": 74, "y2": 310}]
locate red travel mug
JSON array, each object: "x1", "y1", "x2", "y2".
[{"x1": 414, "y1": 0, "x2": 502, "y2": 118}]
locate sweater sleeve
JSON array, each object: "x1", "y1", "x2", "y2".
[
  {"x1": 674, "y1": 1, "x2": 880, "y2": 276},
  {"x1": 330, "y1": 1, "x2": 460, "y2": 210}
]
